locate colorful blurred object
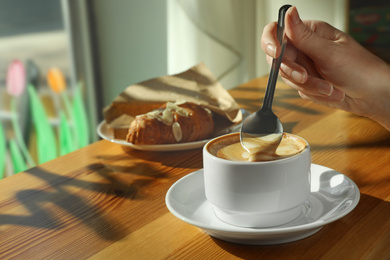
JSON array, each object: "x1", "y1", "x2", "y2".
[
  {"x1": 6, "y1": 60, "x2": 25, "y2": 97},
  {"x1": 1, "y1": 61, "x2": 92, "y2": 176},
  {"x1": 47, "y1": 67, "x2": 76, "y2": 153},
  {"x1": 28, "y1": 84, "x2": 57, "y2": 164},
  {"x1": 9, "y1": 139, "x2": 27, "y2": 174},
  {"x1": 7, "y1": 60, "x2": 36, "y2": 169},
  {"x1": 47, "y1": 67, "x2": 73, "y2": 119},
  {"x1": 0, "y1": 122, "x2": 5, "y2": 179},
  {"x1": 59, "y1": 111, "x2": 74, "y2": 155},
  {"x1": 47, "y1": 67, "x2": 90, "y2": 151},
  {"x1": 47, "y1": 68, "x2": 66, "y2": 94},
  {"x1": 72, "y1": 82, "x2": 90, "y2": 148}
]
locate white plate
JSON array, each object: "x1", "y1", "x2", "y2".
[
  {"x1": 97, "y1": 121, "x2": 208, "y2": 151},
  {"x1": 97, "y1": 109, "x2": 249, "y2": 151},
  {"x1": 165, "y1": 164, "x2": 360, "y2": 245}
]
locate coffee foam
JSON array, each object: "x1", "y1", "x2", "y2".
[
  {"x1": 242, "y1": 133, "x2": 282, "y2": 161},
  {"x1": 207, "y1": 132, "x2": 307, "y2": 162}
]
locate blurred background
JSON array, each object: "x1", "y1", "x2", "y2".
[{"x1": 0, "y1": 0, "x2": 388, "y2": 176}]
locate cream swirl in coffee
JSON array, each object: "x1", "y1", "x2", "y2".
[
  {"x1": 207, "y1": 132, "x2": 306, "y2": 162},
  {"x1": 242, "y1": 133, "x2": 282, "y2": 161}
]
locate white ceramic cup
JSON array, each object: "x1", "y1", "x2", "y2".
[{"x1": 203, "y1": 133, "x2": 311, "y2": 228}]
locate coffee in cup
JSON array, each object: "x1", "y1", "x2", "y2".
[
  {"x1": 208, "y1": 132, "x2": 306, "y2": 162},
  {"x1": 203, "y1": 132, "x2": 311, "y2": 228}
]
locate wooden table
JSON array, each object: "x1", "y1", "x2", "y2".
[{"x1": 1, "y1": 77, "x2": 390, "y2": 259}]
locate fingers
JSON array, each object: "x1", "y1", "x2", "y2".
[
  {"x1": 279, "y1": 62, "x2": 307, "y2": 84},
  {"x1": 281, "y1": 75, "x2": 330, "y2": 96},
  {"x1": 284, "y1": 6, "x2": 340, "y2": 63},
  {"x1": 261, "y1": 21, "x2": 280, "y2": 59},
  {"x1": 281, "y1": 75, "x2": 345, "y2": 102},
  {"x1": 262, "y1": 6, "x2": 346, "y2": 104},
  {"x1": 265, "y1": 42, "x2": 299, "y2": 67},
  {"x1": 298, "y1": 89, "x2": 345, "y2": 103},
  {"x1": 262, "y1": 6, "x2": 344, "y2": 63},
  {"x1": 265, "y1": 56, "x2": 307, "y2": 84},
  {"x1": 266, "y1": 54, "x2": 343, "y2": 100},
  {"x1": 265, "y1": 47, "x2": 319, "y2": 85}
]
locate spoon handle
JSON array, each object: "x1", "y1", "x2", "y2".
[{"x1": 261, "y1": 5, "x2": 291, "y2": 111}]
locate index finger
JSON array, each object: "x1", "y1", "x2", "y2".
[{"x1": 261, "y1": 21, "x2": 282, "y2": 59}]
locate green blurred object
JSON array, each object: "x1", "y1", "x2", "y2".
[
  {"x1": 0, "y1": 122, "x2": 6, "y2": 179},
  {"x1": 61, "y1": 92, "x2": 78, "y2": 149},
  {"x1": 9, "y1": 139, "x2": 27, "y2": 174},
  {"x1": 11, "y1": 98, "x2": 36, "y2": 167},
  {"x1": 72, "y1": 83, "x2": 90, "y2": 148},
  {"x1": 59, "y1": 111, "x2": 75, "y2": 156},
  {"x1": 28, "y1": 84, "x2": 57, "y2": 164}
]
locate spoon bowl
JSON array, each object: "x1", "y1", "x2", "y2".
[{"x1": 240, "y1": 5, "x2": 291, "y2": 154}]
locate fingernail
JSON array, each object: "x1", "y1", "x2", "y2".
[
  {"x1": 332, "y1": 88, "x2": 345, "y2": 102},
  {"x1": 267, "y1": 44, "x2": 276, "y2": 58},
  {"x1": 291, "y1": 70, "x2": 306, "y2": 83},
  {"x1": 318, "y1": 82, "x2": 333, "y2": 96},
  {"x1": 290, "y1": 6, "x2": 301, "y2": 25}
]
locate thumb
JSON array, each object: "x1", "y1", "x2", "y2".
[{"x1": 285, "y1": 6, "x2": 336, "y2": 62}]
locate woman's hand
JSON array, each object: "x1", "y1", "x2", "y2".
[{"x1": 261, "y1": 6, "x2": 390, "y2": 130}]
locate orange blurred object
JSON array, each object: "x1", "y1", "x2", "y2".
[{"x1": 47, "y1": 68, "x2": 66, "y2": 93}]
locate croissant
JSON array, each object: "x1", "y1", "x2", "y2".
[{"x1": 126, "y1": 101, "x2": 214, "y2": 145}]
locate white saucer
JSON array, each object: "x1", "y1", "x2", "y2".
[{"x1": 165, "y1": 164, "x2": 360, "y2": 245}]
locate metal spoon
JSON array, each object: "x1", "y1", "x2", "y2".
[{"x1": 240, "y1": 5, "x2": 291, "y2": 154}]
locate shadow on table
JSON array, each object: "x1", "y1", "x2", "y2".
[
  {"x1": 0, "y1": 161, "x2": 164, "y2": 241},
  {"x1": 210, "y1": 193, "x2": 390, "y2": 259},
  {"x1": 233, "y1": 87, "x2": 322, "y2": 116},
  {"x1": 121, "y1": 145, "x2": 204, "y2": 169}
]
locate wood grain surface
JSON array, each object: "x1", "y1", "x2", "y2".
[{"x1": 1, "y1": 77, "x2": 390, "y2": 259}]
